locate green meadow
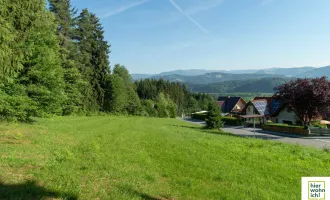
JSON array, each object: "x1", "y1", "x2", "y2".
[{"x1": 0, "y1": 116, "x2": 329, "y2": 199}]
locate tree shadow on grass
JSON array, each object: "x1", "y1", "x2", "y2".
[
  {"x1": 131, "y1": 190, "x2": 163, "y2": 200},
  {"x1": 0, "y1": 180, "x2": 77, "y2": 200},
  {"x1": 118, "y1": 185, "x2": 171, "y2": 200}
]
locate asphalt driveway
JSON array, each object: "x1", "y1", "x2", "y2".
[{"x1": 180, "y1": 118, "x2": 330, "y2": 149}]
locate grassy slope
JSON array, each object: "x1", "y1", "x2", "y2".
[{"x1": 0, "y1": 116, "x2": 329, "y2": 199}]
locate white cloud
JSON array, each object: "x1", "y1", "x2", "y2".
[
  {"x1": 168, "y1": 0, "x2": 213, "y2": 37},
  {"x1": 101, "y1": 0, "x2": 150, "y2": 19}
]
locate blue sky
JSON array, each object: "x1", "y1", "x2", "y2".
[{"x1": 71, "y1": 0, "x2": 330, "y2": 74}]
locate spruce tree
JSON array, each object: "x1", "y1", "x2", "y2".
[
  {"x1": 1, "y1": 0, "x2": 66, "y2": 117},
  {"x1": 74, "y1": 9, "x2": 110, "y2": 111},
  {"x1": 205, "y1": 102, "x2": 223, "y2": 129},
  {"x1": 0, "y1": 0, "x2": 24, "y2": 81},
  {"x1": 49, "y1": 0, "x2": 85, "y2": 115}
]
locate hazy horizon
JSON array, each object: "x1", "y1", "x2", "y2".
[{"x1": 131, "y1": 65, "x2": 326, "y2": 75}]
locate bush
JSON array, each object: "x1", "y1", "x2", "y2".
[
  {"x1": 0, "y1": 92, "x2": 37, "y2": 122},
  {"x1": 141, "y1": 100, "x2": 158, "y2": 117},
  {"x1": 222, "y1": 117, "x2": 243, "y2": 126},
  {"x1": 264, "y1": 123, "x2": 304, "y2": 129},
  {"x1": 311, "y1": 121, "x2": 327, "y2": 129}
]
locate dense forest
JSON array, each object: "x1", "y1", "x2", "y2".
[
  {"x1": 186, "y1": 77, "x2": 289, "y2": 93},
  {"x1": 0, "y1": 0, "x2": 214, "y2": 121}
]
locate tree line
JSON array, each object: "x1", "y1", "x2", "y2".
[{"x1": 0, "y1": 0, "x2": 215, "y2": 121}]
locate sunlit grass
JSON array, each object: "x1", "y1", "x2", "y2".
[{"x1": 0, "y1": 116, "x2": 329, "y2": 199}]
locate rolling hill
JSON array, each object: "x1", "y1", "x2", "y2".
[
  {"x1": 186, "y1": 77, "x2": 290, "y2": 93},
  {"x1": 131, "y1": 66, "x2": 329, "y2": 94},
  {"x1": 131, "y1": 66, "x2": 318, "y2": 81},
  {"x1": 150, "y1": 72, "x2": 286, "y2": 84},
  {"x1": 296, "y1": 66, "x2": 330, "y2": 78}
]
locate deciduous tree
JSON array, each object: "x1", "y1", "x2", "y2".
[{"x1": 274, "y1": 77, "x2": 330, "y2": 126}]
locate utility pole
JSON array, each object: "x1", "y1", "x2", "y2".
[{"x1": 253, "y1": 118, "x2": 256, "y2": 138}]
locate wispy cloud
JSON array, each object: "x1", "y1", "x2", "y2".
[
  {"x1": 101, "y1": 0, "x2": 150, "y2": 19},
  {"x1": 186, "y1": 0, "x2": 225, "y2": 15},
  {"x1": 168, "y1": 0, "x2": 213, "y2": 37}
]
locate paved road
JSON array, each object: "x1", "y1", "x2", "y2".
[{"x1": 180, "y1": 118, "x2": 330, "y2": 149}]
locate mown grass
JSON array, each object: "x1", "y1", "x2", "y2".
[{"x1": 0, "y1": 116, "x2": 329, "y2": 199}]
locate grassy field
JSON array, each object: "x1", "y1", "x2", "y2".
[{"x1": 0, "y1": 116, "x2": 329, "y2": 199}]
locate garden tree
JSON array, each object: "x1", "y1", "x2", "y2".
[
  {"x1": 155, "y1": 93, "x2": 177, "y2": 118},
  {"x1": 205, "y1": 102, "x2": 223, "y2": 129},
  {"x1": 74, "y1": 8, "x2": 110, "y2": 111},
  {"x1": 156, "y1": 93, "x2": 170, "y2": 118},
  {"x1": 141, "y1": 99, "x2": 157, "y2": 117},
  {"x1": 274, "y1": 77, "x2": 330, "y2": 126},
  {"x1": 113, "y1": 64, "x2": 141, "y2": 114},
  {"x1": 104, "y1": 74, "x2": 127, "y2": 113},
  {"x1": 113, "y1": 64, "x2": 132, "y2": 84},
  {"x1": 49, "y1": 0, "x2": 85, "y2": 115},
  {"x1": 185, "y1": 96, "x2": 201, "y2": 114},
  {"x1": 126, "y1": 87, "x2": 142, "y2": 115}
]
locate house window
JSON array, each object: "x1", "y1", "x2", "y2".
[
  {"x1": 248, "y1": 107, "x2": 251, "y2": 112},
  {"x1": 275, "y1": 118, "x2": 278, "y2": 123}
]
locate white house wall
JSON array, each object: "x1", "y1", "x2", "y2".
[{"x1": 276, "y1": 108, "x2": 298, "y2": 125}]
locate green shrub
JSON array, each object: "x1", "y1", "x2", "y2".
[
  {"x1": 0, "y1": 92, "x2": 37, "y2": 122},
  {"x1": 141, "y1": 100, "x2": 158, "y2": 117},
  {"x1": 264, "y1": 123, "x2": 304, "y2": 129},
  {"x1": 311, "y1": 121, "x2": 327, "y2": 129},
  {"x1": 222, "y1": 117, "x2": 243, "y2": 126}
]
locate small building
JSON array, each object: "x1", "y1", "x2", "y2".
[
  {"x1": 271, "y1": 105, "x2": 299, "y2": 125},
  {"x1": 216, "y1": 96, "x2": 246, "y2": 116},
  {"x1": 242, "y1": 99, "x2": 270, "y2": 125},
  {"x1": 240, "y1": 97, "x2": 281, "y2": 126}
]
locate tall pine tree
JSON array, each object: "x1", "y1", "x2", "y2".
[
  {"x1": 1, "y1": 0, "x2": 66, "y2": 118},
  {"x1": 74, "y1": 9, "x2": 110, "y2": 111},
  {"x1": 49, "y1": 0, "x2": 85, "y2": 115}
]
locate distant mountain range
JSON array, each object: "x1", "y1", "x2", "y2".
[
  {"x1": 131, "y1": 66, "x2": 329, "y2": 80},
  {"x1": 150, "y1": 73, "x2": 286, "y2": 85},
  {"x1": 131, "y1": 66, "x2": 330, "y2": 93},
  {"x1": 186, "y1": 77, "x2": 291, "y2": 93}
]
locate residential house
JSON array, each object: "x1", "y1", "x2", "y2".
[
  {"x1": 216, "y1": 96, "x2": 246, "y2": 116},
  {"x1": 271, "y1": 104, "x2": 298, "y2": 125},
  {"x1": 271, "y1": 104, "x2": 323, "y2": 125},
  {"x1": 241, "y1": 97, "x2": 281, "y2": 126}
]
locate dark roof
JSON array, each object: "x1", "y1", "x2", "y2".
[
  {"x1": 242, "y1": 97, "x2": 282, "y2": 116},
  {"x1": 249, "y1": 97, "x2": 282, "y2": 115},
  {"x1": 271, "y1": 103, "x2": 296, "y2": 117},
  {"x1": 217, "y1": 96, "x2": 245, "y2": 113},
  {"x1": 251, "y1": 100, "x2": 270, "y2": 115}
]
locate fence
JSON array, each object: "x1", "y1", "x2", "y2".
[{"x1": 310, "y1": 128, "x2": 330, "y2": 135}]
